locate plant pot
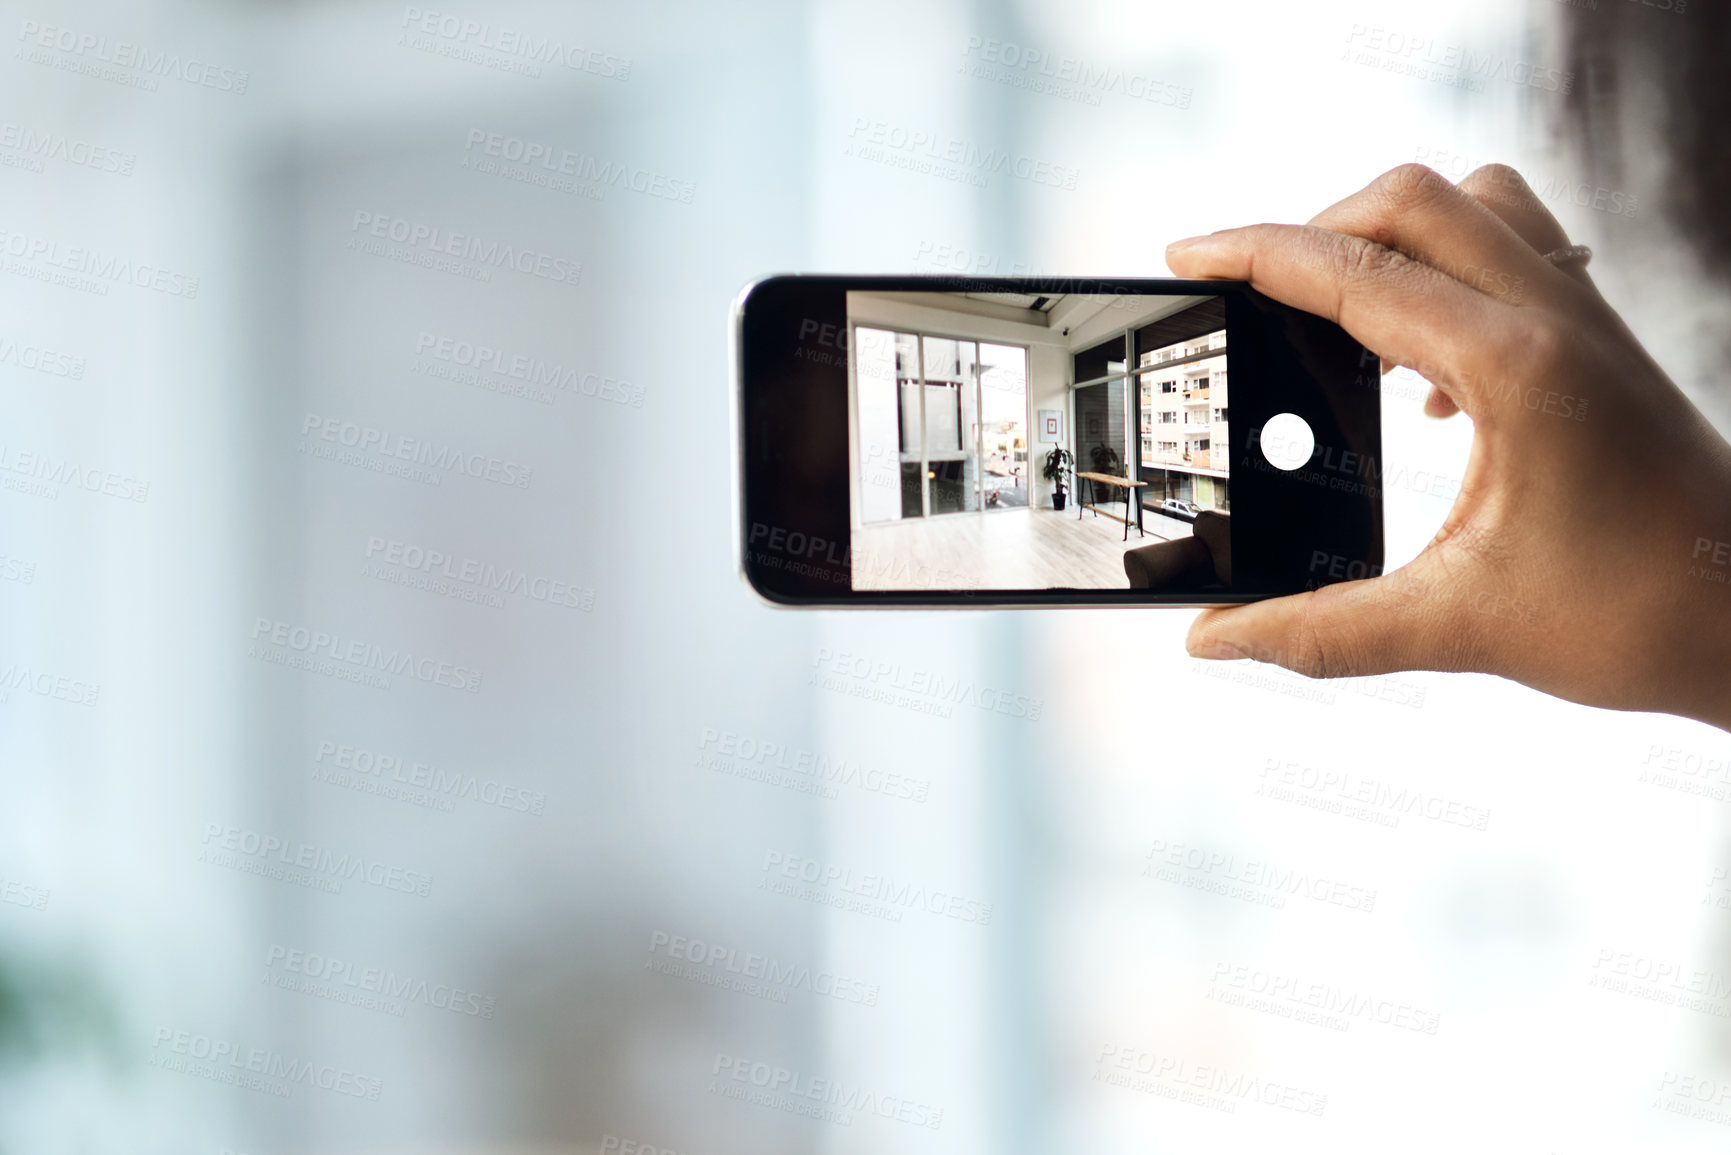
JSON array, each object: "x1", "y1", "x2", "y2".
[{"x1": 1053, "y1": 492, "x2": 1067, "y2": 512}]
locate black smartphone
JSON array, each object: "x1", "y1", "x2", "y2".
[{"x1": 734, "y1": 275, "x2": 1382, "y2": 606}]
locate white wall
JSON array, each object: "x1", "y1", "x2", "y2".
[{"x1": 1028, "y1": 342, "x2": 1069, "y2": 507}]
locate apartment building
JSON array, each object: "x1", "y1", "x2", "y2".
[{"x1": 1139, "y1": 328, "x2": 1230, "y2": 510}]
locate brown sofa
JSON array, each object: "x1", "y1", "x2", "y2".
[{"x1": 1123, "y1": 510, "x2": 1231, "y2": 590}]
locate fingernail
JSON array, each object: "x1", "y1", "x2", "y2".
[
  {"x1": 1166, "y1": 235, "x2": 1210, "y2": 254},
  {"x1": 1187, "y1": 636, "x2": 1246, "y2": 660}
]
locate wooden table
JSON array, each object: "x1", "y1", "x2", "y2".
[{"x1": 1074, "y1": 471, "x2": 1147, "y2": 541}]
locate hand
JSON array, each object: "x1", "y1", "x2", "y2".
[{"x1": 1166, "y1": 163, "x2": 1731, "y2": 730}]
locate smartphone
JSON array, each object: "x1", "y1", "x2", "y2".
[{"x1": 734, "y1": 275, "x2": 1382, "y2": 606}]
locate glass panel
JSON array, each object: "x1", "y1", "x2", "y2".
[
  {"x1": 928, "y1": 459, "x2": 969, "y2": 515},
  {"x1": 900, "y1": 383, "x2": 922, "y2": 454},
  {"x1": 855, "y1": 327, "x2": 902, "y2": 523},
  {"x1": 1073, "y1": 335, "x2": 1125, "y2": 384},
  {"x1": 923, "y1": 336, "x2": 976, "y2": 512},
  {"x1": 900, "y1": 462, "x2": 923, "y2": 518},
  {"x1": 894, "y1": 329, "x2": 921, "y2": 376},
  {"x1": 1137, "y1": 370, "x2": 1163, "y2": 471},
  {"x1": 979, "y1": 343, "x2": 1027, "y2": 509},
  {"x1": 957, "y1": 376, "x2": 979, "y2": 512},
  {"x1": 922, "y1": 335, "x2": 962, "y2": 382},
  {"x1": 896, "y1": 332, "x2": 921, "y2": 456},
  {"x1": 1076, "y1": 379, "x2": 1127, "y2": 478},
  {"x1": 924, "y1": 383, "x2": 962, "y2": 453},
  {"x1": 862, "y1": 333, "x2": 1023, "y2": 520}
]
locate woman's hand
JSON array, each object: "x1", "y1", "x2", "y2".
[{"x1": 1168, "y1": 163, "x2": 1731, "y2": 730}]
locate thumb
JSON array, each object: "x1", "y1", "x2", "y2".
[{"x1": 1186, "y1": 569, "x2": 1464, "y2": 680}]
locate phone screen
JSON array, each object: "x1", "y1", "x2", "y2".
[
  {"x1": 737, "y1": 276, "x2": 1382, "y2": 606},
  {"x1": 851, "y1": 289, "x2": 1235, "y2": 592}
]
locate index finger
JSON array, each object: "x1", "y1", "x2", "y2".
[{"x1": 1167, "y1": 223, "x2": 1518, "y2": 405}]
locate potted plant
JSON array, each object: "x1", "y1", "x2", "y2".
[{"x1": 1043, "y1": 446, "x2": 1074, "y2": 511}]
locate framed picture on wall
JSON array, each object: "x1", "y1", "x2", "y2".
[{"x1": 1038, "y1": 409, "x2": 1062, "y2": 443}]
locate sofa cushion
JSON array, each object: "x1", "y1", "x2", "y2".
[{"x1": 1193, "y1": 511, "x2": 1231, "y2": 584}]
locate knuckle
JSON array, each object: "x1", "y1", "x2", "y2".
[
  {"x1": 1511, "y1": 311, "x2": 1569, "y2": 375},
  {"x1": 1334, "y1": 235, "x2": 1412, "y2": 283},
  {"x1": 1461, "y1": 162, "x2": 1529, "y2": 197},
  {"x1": 1375, "y1": 163, "x2": 1455, "y2": 211}
]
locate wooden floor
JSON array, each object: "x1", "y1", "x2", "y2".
[{"x1": 852, "y1": 504, "x2": 1186, "y2": 590}]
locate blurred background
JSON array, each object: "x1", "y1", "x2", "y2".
[{"x1": 3, "y1": 0, "x2": 1730, "y2": 1152}]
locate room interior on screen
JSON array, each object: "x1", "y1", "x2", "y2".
[{"x1": 846, "y1": 290, "x2": 1232, "y2": 591}]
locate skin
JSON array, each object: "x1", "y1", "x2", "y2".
[{"x1": 1167, "y1": 163, "x2": 1731, "y2": 732}]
